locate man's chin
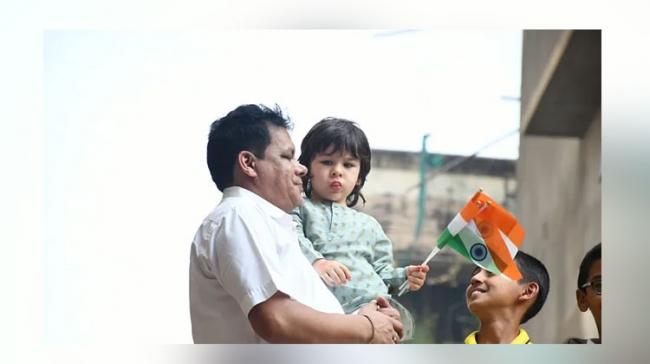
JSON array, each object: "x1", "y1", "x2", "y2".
[{"x1": 295, "y1": 195, "x2": 306, "y2": 207}]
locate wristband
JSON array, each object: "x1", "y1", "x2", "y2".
[{"x1": 361, "y1": 314, "x2": 375, "y2": 343}]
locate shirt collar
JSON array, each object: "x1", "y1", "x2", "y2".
[
  {"x1": 511, "y1": 328, "x2": 531, "y2": 344},
  {"x1": 464, "y1": 331, "x2": 478, "y2": 344},
  {"x1": 464, "y1": 329, "x2": 531, "y2": 344},
  {"x1": 223, "y1": 186, "x2": 291, "y2": 223}
]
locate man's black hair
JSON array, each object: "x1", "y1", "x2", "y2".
[{"x1": 207, "y1": 104, "x2": 292, "y2": 191}]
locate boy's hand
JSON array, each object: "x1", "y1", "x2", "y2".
[
  {"x1": 313, "y1": 259, "x2": 352, "y2": 286},
  {"x1": 405, "y1": 264, "x2": 430, "y2": 291}
]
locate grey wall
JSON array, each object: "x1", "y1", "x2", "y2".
[
  {"x1": 517, "y1": 30, "x2": 601, "y2": 343},
  {"x1": 520, "y1": 30, "x2": 569, "y2": 132},
  {"x1": 517, "y1": 114, "x2": 601, "y2": 342}
]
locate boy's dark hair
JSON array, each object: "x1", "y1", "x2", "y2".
[
  {"x1": 515, "y1": 251, "x2": 550, "y2": 324},
  {"x1": 577, "y1": 243, "x2": 601, "y2": 291},
  {"x1": 207, "y1": 104, "x2": 292, "y2": 191},
  {"x1": 298, "y1": 117, "x2": 371, "y2": 207}
]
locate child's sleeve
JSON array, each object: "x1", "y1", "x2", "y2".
[
  {"x1": 291, "y1": 206, "x2": 324, "y2": 264},
  {"x1": 370, "y1": 218, "x2": 406, "y2": 294}
]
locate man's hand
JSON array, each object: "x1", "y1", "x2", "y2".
[
  {"x1": 358, "y1": 297, "x2": 404, "y2": 343},
  {"x1": 313, "y1": 259, "x2": 352, "y2": 286},
  {"x1": 374, "y1": 296, "x2": 401, "y2": 321},
  {"x1": 405, "y1": 264, "x2": 430, "y2": 291}
]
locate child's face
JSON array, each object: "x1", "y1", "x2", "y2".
[
  {"x1": 309, "y1": 147, "x2": 361, "y2": 205},
  {"x1": 577, "y1": 259, "x2": 601, "y2": 327},
  {"x1": 466, "y1": 267, "x2": 527, "y2": 316}
]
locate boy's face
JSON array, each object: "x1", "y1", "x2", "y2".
[
  {"x1": 576, "y1": 259, "x2": 601, "y2": 326},
  {"x1": 466, "y1": 267, "x2": 530, "y2": 316},
  {"x1": 308, "y1": 146, "x2": 361, "y2": 205}
]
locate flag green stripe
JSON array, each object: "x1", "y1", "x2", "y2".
[{"x1": 439, "y1": 228, "x2": 471, "y2": 260}]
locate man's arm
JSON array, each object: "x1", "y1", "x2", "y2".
[{"x1": 248, "y1": 292, "x2": 403, "y2": 343}]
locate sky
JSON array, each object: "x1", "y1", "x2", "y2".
[{"x1": 45, "y1": 30, "x2": 523, "y2": 160}]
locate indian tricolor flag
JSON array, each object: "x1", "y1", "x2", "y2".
[
  {"x1": 439, "y1": 190, "x2": 525, "y2": 280},
  {"x1": 398, "y1": 189, "x2": 527, "y2": 296}
]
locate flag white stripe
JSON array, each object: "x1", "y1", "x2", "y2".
[
  {"x1": 465, "y1": 219, "x2": 481, "y2": 236},
  {"x1": 499, "y1": 229, "x2": 519, "y2": 258},
  {"x1": 447, "y1": 213, "x2": 467, "y2": 236}
]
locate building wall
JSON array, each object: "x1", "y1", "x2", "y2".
[
  {"x1": 361, "y1": 151, "x2": 516, "y2": 252},
  {"x1": 517, "y1": 29, "x2": 601, "y2": 343},
  {"x1": 516, "y1": 115, "x2": 601, "y2": 342},
  {"x1": 520, "y1": 30, "x2": 570, "y2": 132}
]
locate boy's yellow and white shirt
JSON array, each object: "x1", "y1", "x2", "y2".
[{"x1": 464, "y1": 329, "x2": 532, "y2": 344}]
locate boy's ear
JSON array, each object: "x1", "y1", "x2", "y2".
[
  {"x1": 576, "y1": 288, "x2": 589, "y2": 312},
  {"x1": 237, "y1": 151, "x2": 258, "y2": 178},
  {"x1": 519, "y1": 282, "x2": 540, "y2": 303}
]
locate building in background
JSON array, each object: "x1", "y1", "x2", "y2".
[
  {"x1": 517, "y1": 30, "x2": 601, "y2": 343},
  {"x1": 358, "y1": 149, "x2": 517, "y2": 342},
  {"x1": 358, "y1": 29, "x2": 601, "y2": 343}
]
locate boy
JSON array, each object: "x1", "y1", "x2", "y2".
[
  {"x1": 566, "y1": 243, "x2": 601, "y2": 344},
  {"x1": 464, "y1": 250, "x2": 550, "y2": 344}
]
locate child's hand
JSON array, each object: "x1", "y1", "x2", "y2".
[
  {"x1": 313, "y1": 259, "x2": 352, "y2": 286},
  {"x1": 405, "y1": 264, "x2": 430, "y2": 291}
]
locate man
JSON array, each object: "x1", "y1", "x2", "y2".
[
  {"x1": 464, "y1": 251, "x2": 550, "y2": 344},
  {"x1": 189, "y1": 104, "x2": 404, "y2": 343}
]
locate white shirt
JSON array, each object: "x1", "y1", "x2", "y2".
[{"x1": 189, "y1": 186, "x2": 344, "y2": 343}]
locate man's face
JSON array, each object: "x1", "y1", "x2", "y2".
[
  {"x1": 254, "y1": 126, "x2": 307, "y2": 212},
  {"x1": 466, "y1": 267, "x2": 526, "y2": 316},
  {"x1": 577, "y1": 259, "x2": 601, "y2": 327}
]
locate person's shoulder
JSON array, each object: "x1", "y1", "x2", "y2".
[
  {"x1": 305, "y1": 198, "x2": 334, "y2": 209},
  {"x1": 345, "y1": 204, "x2": 369, "y2": 218},
  {"x1": 565, "y1": 337, "x2": 600, "y2": 344},
  {"x1": 513, "y1": 328, "x2": 533, "y2": 344},
  {"x1": 565, "y1": 337, "x2": 589, "y2": 344},
  {"x1": 206, "y1": 193, "x2": 261, "y2": 225},
  {"x1": 352, "y1": 208, "x2": 383, "y2": 228},
  {"x1": 297, "y1": 198, "x2": 330, "y2": 216},
  {"x1": 193, "y1": 204, "x2": 240, "y2": 248},
  {"x1": 290, "y1": 200, "x2": 308, "y2": 223},
  {"x1": 463, "y1": 331, "x2": 478, "y2": 344},
  {"x1": 299, "y1": 198, "x2": 318, "y2": 211},
  {"x1": 197, "y1": 196, "x2": 273, "y2": 247}
]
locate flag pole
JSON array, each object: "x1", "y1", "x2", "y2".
[{"x1": 396, "y1": 188, "x2": 488, "y2": 297}]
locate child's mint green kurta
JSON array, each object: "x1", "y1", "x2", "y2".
[{"x1": 292, "y1": 199, "x2": 406, "y2": 313}]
